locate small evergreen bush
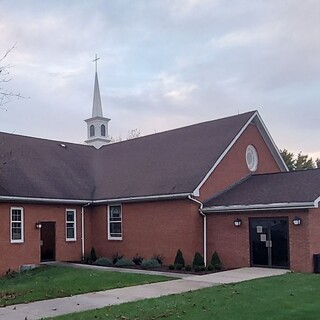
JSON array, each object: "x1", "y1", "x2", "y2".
[
  {"x1": 152, "y1": 254, "x2": 164, "y2": 265},
  {"x1": 168, "y1": 264, "x2": 175, "y2": 270},
  {"x1": 141, "y1": 258, "x2": 161, "y2": 269},
  {"x1": 174, "y1": 263, "x2": 183, "y2": 270},
  {"x1": 115, "y1": 258, "x2": 135, "y2": 267},
  {"x1": 112, "y1": 253, "x2": 124, "y2": 264},
  {"x1": 207, "y1": 264, "x2": 214, "y2": 271},
  {"x1": 192, "y1": 252, "x2": 205, "y2": 267},
  {"x1": 211, "y1": 251, "x2": 222, "y2": 270},
  {"x1": 200, "y1": 265, "x2": 206, "y2": 271},
  {"x1": 90, "y1": 247, "x2": 97, "y2": 263},
  {"x1": 174, "y1": 249, "x2": 185, "y2": 267},
  {"x1": 194, "y1": 266, "x2": 201, "y2": 272},
  {"x1": 132, "y1": 254, "x2": 143, "y2": 265},
  {"x1": 93, "y1": 257, "x2": 113, "y2": 267},
  {"x1": 185, "y1": 264, "x2": 192, "y2": 271}
]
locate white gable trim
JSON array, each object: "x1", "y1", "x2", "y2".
[
  {"x1": 193, "y1": 112, "x2": 257, "y2": 196},
  {"x1": 253, "y1": 112, "x2": 288, "y2": 172},
  {"x1": 203, "y1": 202, "x2": 316, "y2": 213}
]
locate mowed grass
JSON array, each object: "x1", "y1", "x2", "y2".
[
  {"x1": 51, "y1": 273, "x2": 320, "y2": 320},
  {"x1": 0, "y1": 265, "x2": 174, "y2": 307}
]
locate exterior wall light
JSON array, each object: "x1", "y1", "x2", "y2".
[
  {"x1": 35, "y1": 222, "x2": 42, "y2": 229},
  {"x1": 233, "y1": 218, "x2": 242, "y2": 227},
  {"x1": 292, "y1": 217, "x2": 302, "y2": 226}
]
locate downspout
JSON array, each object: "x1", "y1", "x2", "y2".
[
  {"x1": 188, "y1": 195, "x2": 206, "y2": 266},
  {"x1": 81, "y1": 202, "x2": 91, "y2": 260}
]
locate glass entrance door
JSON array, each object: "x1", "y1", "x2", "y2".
[{"x1": 250, "y1": 218, "x2": 289, "y2": 268}]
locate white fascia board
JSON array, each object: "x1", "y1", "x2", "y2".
[
  {"x1": 193, "y1": 112, "x2": 258, "y2": 196},
  {"x1": 253, "y1": 112, "x2": 288, "y2": 172},
  {"x1": 203, "y1": 202, "x2": 316, "y2": 213},
  {"x1": 314, "y1": 196, "x2": 320, "y2": 208},
  {"x1": 0, "y1": 193, "x2": 191, "y2": 205},
  {"x1": 93, "y1": 193, "x2": 191, "y2": 204},
  {"x1": 0, "y1": 196, "x2": 92, "y2": 204}
]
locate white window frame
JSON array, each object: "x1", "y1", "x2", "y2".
[
  {"x1": 10, "y1": 207, "x2": 24, "y2": 243},
  {"x1": 108, "y1": 204, "x2": 122, "y2": 240},
  {"x1": 66, "y1": 209, "x2": 77, "y2": 241}
]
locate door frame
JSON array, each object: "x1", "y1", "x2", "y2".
[
  {"x1": 249, "y1": 217, "x2": 290, "y2": 269},
  {"x1": 40, "y1": 221, "x2": 56, "y2": 262}
]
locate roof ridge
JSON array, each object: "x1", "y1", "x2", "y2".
[{"x1": 98, "y1": 110, "x2": 257, "y2": 150}]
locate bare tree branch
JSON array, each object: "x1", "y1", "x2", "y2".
[{"x1": 0, "y1": 43, "x2": 28, "y2": 108}]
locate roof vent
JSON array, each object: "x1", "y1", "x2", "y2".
[{"x1": 60, "y1": 143, "x2": 66, "y2": 148}]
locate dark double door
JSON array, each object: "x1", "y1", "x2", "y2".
[{"x1": 250, "y1": 218, "x2": 289, "y2": 268}]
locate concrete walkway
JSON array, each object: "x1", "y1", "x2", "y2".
[{"x1": 0, "y1": 266, "x2": 289, "y2": 320}]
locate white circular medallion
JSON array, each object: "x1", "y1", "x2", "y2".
[{"x1": 246, "y1": 145, "x2": 258, "y2": 172}]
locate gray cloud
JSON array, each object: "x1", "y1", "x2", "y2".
[{"x1": 0, "y1": 0, "x2": 319, "y2": 158}]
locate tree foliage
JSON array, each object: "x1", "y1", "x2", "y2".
[{"x1": 280, "y1": 149, "x2": 319, "y2": 171}]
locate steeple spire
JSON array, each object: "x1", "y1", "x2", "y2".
[
  {"x1": 92, "y1": 54, "x2": 103, "y2": 117},
  {"x1": 92, "y1": 72, "x2": 103, "y2": 117},
  {"x1": 84, "y1": 54, "x2": 111, "y2": 149}
]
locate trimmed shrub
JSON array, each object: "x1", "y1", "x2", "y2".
[
  {"x1": 168, "y1": 264, "x2": 175, "y2": 270},
  {"x1": 194, "y1": 266, "x2": 201, "y2": 272},
  {"x1": 174, "y1": 249, "x2": 185, "y2": 267},
  {"x1": 90, "y1": 247, "x2": 97, "y2": 263},
  {"x1": 207, "y1": 264, "x2": 214, "y2": 271},
  {"x1": 93, "y1": 257, "x2": 113, "y2": 267},
  {"x1": 200, "y1": 265, "x2": 206, "y2": 272},
  {"x1": 115, "y1": 258, "x2": 135, "y2": 267},
  {"x1": 192, "y1": 252, "x2": 205, "y2": 267},
  {"x1": 152, "y1": 254, "x2": 164, "y2": 265},
  {"x1": 185, "y1": 264, "x2": 192, "y2": 271},
  {"x1": 174, "y1": 263, "x2": 183, "y2": 271},
  {"x1": 141, "y1": 258, "x2": 161, "y2": 269},
  {"x1": 112, "y1": 253, "x2": 124, "y2": 264},
  {"x1": 132, "y1": 255, "x2": 143, "y2": 266},
  {"x1": 211, "y1": 251, "x2": 222, "y2": 270}
]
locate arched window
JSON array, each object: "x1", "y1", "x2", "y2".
[
  {"x1": 101, "y1": 124, "x2": 106, "y2": 137},
  {"x1": 90, "y1": 125, "x2": 95, "y2": 137}
]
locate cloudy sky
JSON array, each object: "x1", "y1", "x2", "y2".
[{"x1": 1, "y1": 0, "x2": 320, "y2": 159}]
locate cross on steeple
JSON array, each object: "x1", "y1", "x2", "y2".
[{"x1": 93, "y1": 54, "x2": 100, "y2": 73}]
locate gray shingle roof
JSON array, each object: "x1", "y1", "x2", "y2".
[
  {"x1": 0, "y1": 111, "x2": 256, "y2": 201},
  {"x1": 204, "y1": 169, "x2": 320, "y2": 210}
]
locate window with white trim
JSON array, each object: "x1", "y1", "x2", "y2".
[
  {"x1": 108, "y1": 205, "x2": 122, "y2": 240},
  {"x1": 66, "y1": 209, "x2": 77, "y2": 241},
  {"x1": 10, "y1": 207, "x2": 24, "y2": 243}
]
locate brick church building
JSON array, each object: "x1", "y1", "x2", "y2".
[{"x1": 1, "y1": 68, "x2": 319, "y2": 275}]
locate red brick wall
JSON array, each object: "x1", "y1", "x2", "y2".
[
  {"x1": 0, "y1": 203, "x2": 84, "y2": 275},
  {"x1": 91, "y1": 200, "x2": 203, "y2": 265},
  {"x1": 308, "y1": 207, "x2": 320, "y2": 272},
  {"x1": 206, "y1": 210, "x2": 312, "y2": 272},
  {"x1": 199, "y1": 123, "x2": 282, "y2": 201}
]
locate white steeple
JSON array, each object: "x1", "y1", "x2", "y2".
[{"x1": 85, "y1": 54, "x2": 111, "y2": 149}]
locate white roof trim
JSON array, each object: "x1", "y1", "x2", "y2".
[
  {"x1": 0, "y1": 193, "x2": 190, "y2": 205},
  {"x1": 93, "y1": 193, "x2": 191, "y2": 204},
  {"x1": 253, "y1": 112, "x2": 288, "y2": 172},
  {"x1": 193, "y1": 111, "x2": 258, "y2": 196},
  {"x1": 203, "y1": 202, "x2": 316, "y2": 213},
  {"x1": 314, "y1": 196, "x2": 320, "y2": 208}
]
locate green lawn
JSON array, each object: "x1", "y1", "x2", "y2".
[
  {"x1": 0, "y1": 265, "x2": 174, "y2": 307},
  {"x1": 50, "y1": 273, "x2": 320, "y2": 320}
]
